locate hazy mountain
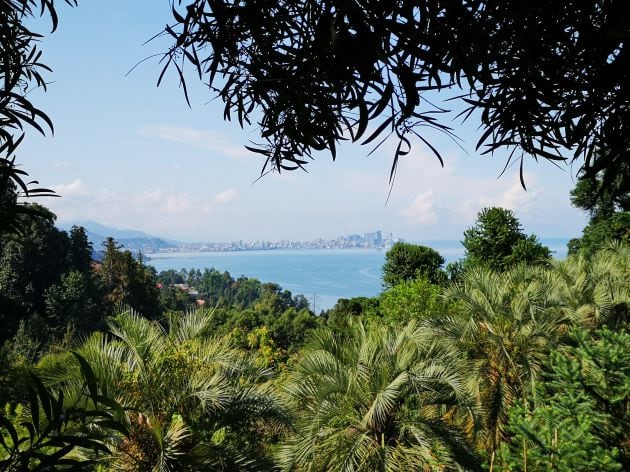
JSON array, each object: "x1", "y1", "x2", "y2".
[
  {"x1": 57, "y1": 220, "x2": 179, "y2": 252},
  {"x1": 58, "y1": 220, "x2": 158, "y2": 240}
]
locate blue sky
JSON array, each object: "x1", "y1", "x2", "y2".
[{"x1": 22, "y1": 1, "x2": 588, "y2": 242}]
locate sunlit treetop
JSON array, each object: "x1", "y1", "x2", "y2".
[{"x1": 161, "y1": 0, "x2": 629, "y2": 195}]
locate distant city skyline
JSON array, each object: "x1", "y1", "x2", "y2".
[
  {"x1": 61, "y1": 220, "x2": 401, "y2": 253},
  {"x1": 25, "y1": 1, "x2": 587, "y2": 243},
  {"x1": 170, "y1": 229, "x2": 398, "y2": 252},
  {"x1": 66, "y1": 219, "x2": 571, "y2": 261}
]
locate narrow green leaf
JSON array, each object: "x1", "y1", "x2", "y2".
[{"x1": 71, "y1": 352, "x2": 99, "y2": 407}]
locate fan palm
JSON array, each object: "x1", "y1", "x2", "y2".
[
  {"x1": 551, "y1": 242, "x2": 630, "y2": 329},
  {"x1": 278, "y1": 320, "x2": 481, "y2": 472},
  {"x1": 38, "y1": 308, "x2": 288, "y2": 471},
  {"x1": 431, "y1": 265, "x2": 570, "y2": 468}
]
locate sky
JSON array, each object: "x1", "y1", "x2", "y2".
[{"x1": 20, "y1": 1, "x2": 588, "y2": 243}]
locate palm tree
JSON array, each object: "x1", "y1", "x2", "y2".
[
  {"x1": 431, "y1": 265, "x2": 570, "y2": 469},
  {"x1": 38, "y1": 308, "x2": 288, "y2": 470},
  {"x1": 278, "y1": 320, "x2": 481, "y2": 472},
  {"x1": 551, "y1": 242, "x2": 630, "y2": 329}
]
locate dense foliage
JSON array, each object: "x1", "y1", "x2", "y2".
[
  {"x1": 462, "y1": 207, "x2": 551, "y2": 271},
  {"x1": 2, "y1": 200, "x2": 628, "y2": 471},
  {"x1": 280, "y1": 321, "x2": 481, "y2": 471},
  {"x1": 39, "y1": 310, "x2": 288, "y2": 470},
  {"x1": 162, "y1": 0, "x2": 629, "y2": 196},
  {"x1": 497, "y1": 327, "x2": 629, "y2": 471},
  {"x1": 568, "y1": 171, "x2": 630, "y2": 255},
  {"x1": 382, "y1": 242, "x2": 445, "y2": 287},
  {"x1": 0, "y1": 208, "x2": 105, "y2": 348}
]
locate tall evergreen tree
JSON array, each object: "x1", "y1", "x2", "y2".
[
  {"x1": 382, "y1": 242, "x2": 445, "y2": 287},
  {"x1": 97, "y1": 237, "x2": 160, "y2": 318},
  {"x1": 68, "y1": 225, "x2": 93, "y2": 272},
  {"x1": 462, "y1": 207, "x2": 550, "y2": 271}
]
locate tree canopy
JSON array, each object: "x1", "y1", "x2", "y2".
[
  {"x1": 162, "y1": 0, "x2": 629, "y2": 195},
  {"x1": 462, "y1": 207, "x2": 550, "y2": 271},
  {"x1": 568, "y1": 171, "x2": 630, "y2": 254},
  {"x1": 1, "y1": 203, "x2": 628, "y2": 470},
  {"x1": 498, "y1": 327, "x2": 629, "y2": 470},
  {"x1": 382, "y1": 241, "x2": 445, "y2": 286}
]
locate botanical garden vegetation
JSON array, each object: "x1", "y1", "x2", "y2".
[{"x1": 1, "y1": 198, "x2": 628, "y2": 471}]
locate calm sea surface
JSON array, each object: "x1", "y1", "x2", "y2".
[{"x1": 147, "y1": 239, "x2": 569, "y2": 311}]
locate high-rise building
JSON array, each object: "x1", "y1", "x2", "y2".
[{"x1": 375, "y1": 230, "x2": 383, "y2": 246}]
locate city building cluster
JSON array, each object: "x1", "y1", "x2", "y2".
[{"x1": 158, "y1": 230, "x2": 398, "y2": 253}]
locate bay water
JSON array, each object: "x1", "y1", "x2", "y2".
[{"x1": 147, "y1": 239, "x2": 569, "y2": 311}]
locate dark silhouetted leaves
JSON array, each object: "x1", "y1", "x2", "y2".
[{"x1": 159, "y1": 0, "x2": 629, "y2": 198}]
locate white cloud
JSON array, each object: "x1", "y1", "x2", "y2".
[
  {"x1": 43, "y1": 180, "x2": 234, "y2": 238},
  {"x1": 53, "y1": 179, "x2": 89, "y2": 197},
  {"x1": 452, "y1": 172, "x2": 539, "y2": 222},
  {"x1": 40, "y1": 143, "x2": 582, "y2": 241},
  {"x1": 140, "y1": 125, "x2": 248, "y2": 158},
  {"x1": 213, "y1": 189, "x2": 239, "y2": 204},
  {"x1": 400, "y1": 191, "x2": 438, "y2": 225},
  {"x1": 496, "y1": 173, "x2": 538, "y2": 215}
]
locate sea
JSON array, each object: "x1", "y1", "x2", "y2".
[{"x1": 146, "y1": 239, "x2": 570, "y2": 311}]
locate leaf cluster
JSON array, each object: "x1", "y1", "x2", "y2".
[
  {"x1": 280, "y1": 320, "x2": 481, "y2": 471},
  {"x1": 0, "y1": 0, "x2": 78, "y2": 234},
  {"x1": 162, "y1": 1, "x2": 629, "y2": 194},
  {"x1": 161, "y1": 0, "x2": 485, "y2": 178},
  {"x1": 0, "y1": 352, "x2": 126, "y2": 471},
  {"x1": 498, "y1": 327, "x2": 630, "y2": 471},
  {"x1": 38, "y1": 308, "x2": 290, "y2": 470}
]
